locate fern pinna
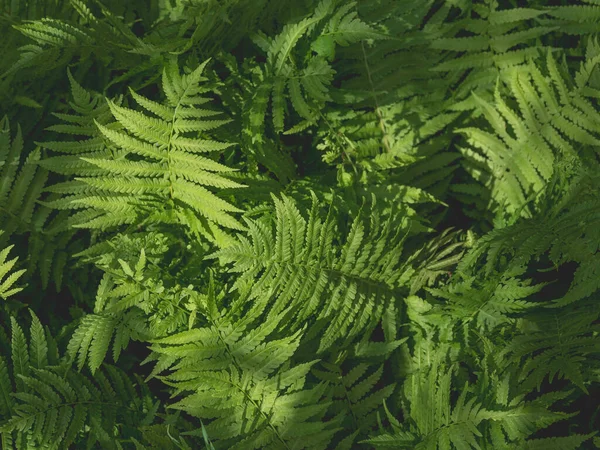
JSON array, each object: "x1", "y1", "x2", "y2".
[{"x1": 1, "y1": 0, "x2": 600, "y2": 449}]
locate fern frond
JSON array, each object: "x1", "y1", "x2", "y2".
[
  {"x1": 312, "y1": 339, "x2": 401, "y2": 447},
  {"x1": 365, "y1": 346, "x2": 579, "y2": 449},
  {"x1": 3, "y1": 364, "x2": 154, "y2": 449},
  {"x1": 0, "y1": 311, "x2": 158, "y2": 449},
  {"x1": 149, "y1": 308, "x2": 339, "y2": 449},
  {"x1": 458, "y1": 48, "x2": 600, "y2": 220},
  {"x1": 0, "y1": 240, "x2": 25, "y2": 300},
  {"x1": 210, "y1": 193, "x2": 413, "y2": 352},
  {"x1": 544, "y1": 3, "x2": 600, "y2": 35},
  {"x1": 67, "y1": 313, "x2": 116, "y2": 374},
  {"x1": 240, "y1": 0, "x2": 385, "y2": 158},
  {"x1": 41, "y1": 63, "x2": 246, "y2": 243},
  {"x1": 14, "y1": 18, "x2": 92, "y2": 46},
  {"x1": 500, "y1": 306, "x2": 600, "y2": 394},
  {"x1": 427, "y1": 270, "x2": 542, "y2": 332},
  {"x1": 429, "y1": 2, "x2": 552, "y2": 88},
  {"x1": 0, "y1": 116, "x2": 74, "y2": 290}
]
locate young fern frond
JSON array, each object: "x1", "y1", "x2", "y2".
[{"x1": 68, "y1": 232, "x2": 200, "y2": 373}]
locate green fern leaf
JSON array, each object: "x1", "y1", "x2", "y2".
[
  {"x1": 41, "y1": 62, "x2": 246, "y2": 241},
  {"x1": 210, "y1": 193, "x2": 413, "y2": 352},
  {"x1": 149, "y1": 308, "x2": 339, "y2": 448}
]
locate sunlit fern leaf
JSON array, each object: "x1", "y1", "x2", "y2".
[
  {"x1": 148, "y1": 307, "x2": 339, "y2": 449},
  {"x1": 457, "y1": 49, "x2": 600, "y2": 220},
  {"x1": 67, "y1": 313, "x2": 116, "y2": 374},
  {"x1": 210, "y1": 193, "x2": 415, "y2": 352},
  {"x1": 0, "y1": 239, "x2": 25, "y2": 300},
  {"x1": 40, "y1": 62, "x2": 246, "y2": 244},
  {"x1": 543, "y1": 2, "x2": 600, "y2": 36}
]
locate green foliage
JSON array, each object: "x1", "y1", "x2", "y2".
[
  {"x1": 0, "y1": 235, "x2": 26, "y2": 300},
  {"x1": 0, "y1": 116, "x2": 73, "y2": 291},
  {"x1": 40, "y1": 61, "x2": 244, "y2": 246},
  {"x1": 0, "y1": 310, "x2": 161, "y2": 449},
  {"x1": 147, "y1": 299, "x2": 338, "y2": 449},
  {"x1": 210, "y1": 194, "x2": 417, "y2": 352},
  {"x1": 1, "y1": 0, "x2": 600, "y2": 449},
  {"x1": 457, "y1": 47, "x2": 600, "y2": 220},
  {"x1": 364, "y1": 347, "x2": 591, "y2": 449}
]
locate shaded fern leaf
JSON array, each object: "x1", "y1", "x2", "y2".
[
  {"x1": 430, "y1": 3, "x2": 553, "y2": 83},
  {"x1": 365, "y1": 347, "x2": 581, "y2": 449},
  {"x1": 67, "y1": 235, "x2": 196, "y2": 373},
  {"x1": 500, "y1": 306, "x2": 600, "y2": 394},
  {"x1": 0, "y1": 311, "x2": 158, "y2": 449},
  {"x1": 312, "y1": 342, "x2": 401, "y2": 449},
  {"x1": 0, "y1": 116, "x2": 73, "y2": 290},
  {"x1": 427, "y1": 270, "x2": 543, "y2": 332},
  {"x1": 238, "y1": 0, "x2": 385, "y2": 187},
  {"x1": 2, "y1": 365, "x2": 156, "y2": 449}
]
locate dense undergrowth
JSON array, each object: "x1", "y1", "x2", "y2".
[{"x1": 0, "y1": 0, "x2": 600, "y2": 448}]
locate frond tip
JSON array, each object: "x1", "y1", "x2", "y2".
[{"x1": 0, "y1": 237, "x2": 26, "y2": 300}]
